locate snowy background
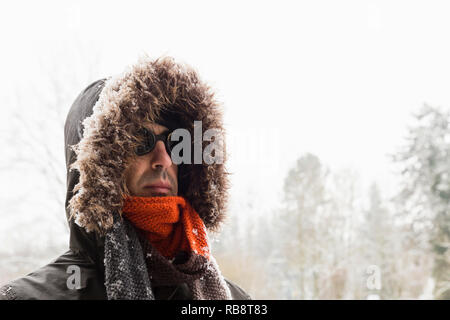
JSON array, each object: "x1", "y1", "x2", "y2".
[{"x1": 1, "y1": 0, "x2": 449, "y2": 299}]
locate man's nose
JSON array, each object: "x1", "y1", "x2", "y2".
[{"x1": 150, "y1": 140, "x2": 173, "y2": 169}]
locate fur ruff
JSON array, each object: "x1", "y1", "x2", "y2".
[{"x1": 68, "y1": 55, "x2": 230, "y2": 235}]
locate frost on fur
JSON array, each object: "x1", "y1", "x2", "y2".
[{"x1": 67, "y1": 56, "x2": 230, "y2": 235}]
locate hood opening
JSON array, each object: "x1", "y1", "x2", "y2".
[{"x1": 64, "y1": 56, "x2": 230, "y2": 253}]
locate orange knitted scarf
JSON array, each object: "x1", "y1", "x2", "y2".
[{"x1": 122, "y1": 196, "x2": 211, "y2": 260}]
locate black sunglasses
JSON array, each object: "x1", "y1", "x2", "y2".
[{"x1": 135, "y1": 127, "x2": 178, "y2": 156}]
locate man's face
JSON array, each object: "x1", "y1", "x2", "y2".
[{"x1": 124, "y1": 123, "x2": 178, "y2": 197}]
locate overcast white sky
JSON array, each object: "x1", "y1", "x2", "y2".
[{"x1": 1, "y1": 0, "x2": 450, "y2": 213}]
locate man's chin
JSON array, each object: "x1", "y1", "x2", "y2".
[
  {"x1": 151, "y1": 193, "x2": 170, "y2": 197},
  {"x1": 144, "y1": 191, "x2": 174, "y2": 197},
  {"x1": 133, "y1": 189, "x2": 175, "y2": 197}
]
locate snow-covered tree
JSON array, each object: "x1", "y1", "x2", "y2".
[
  {"x1": 280, "y1": 153, "x2": 332, "y2": 298},
  {"x1": 393, "y1": 104, "x2": 450, "y2": 299}
]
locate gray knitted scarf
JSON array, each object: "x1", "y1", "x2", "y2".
[{"x1": 104, "y1": 211, "x2": 232, "y2": 300}]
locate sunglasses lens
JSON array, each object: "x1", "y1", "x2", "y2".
[
  {"x1": 135, "y1": 144, "x2": 150, "y2": 156},
  {"x1": 135, "y1": 128, "x2": 156, "y2": 156}
]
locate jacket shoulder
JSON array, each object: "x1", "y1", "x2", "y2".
[{"x1": 0, "y1": 250, "x2": 106, "y2": 300}]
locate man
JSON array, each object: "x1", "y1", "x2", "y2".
[{"x1": 0, "y1": 56, "x2": 250, "y2": 300}]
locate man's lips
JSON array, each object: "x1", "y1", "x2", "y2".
[
  {"x1": 143, "y1": 182, "x2": 171, "y2": 194},
  {"x1": 145, "y1": 186, "x2": 170, "y2": 193}
]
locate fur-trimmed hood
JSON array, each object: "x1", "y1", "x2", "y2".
[{"x1": 64, "y1": 55, "x2": 230, "y2": 237}]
